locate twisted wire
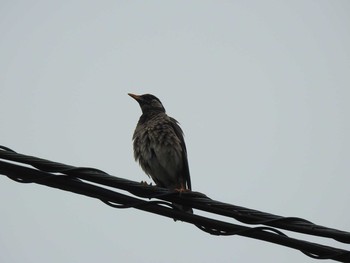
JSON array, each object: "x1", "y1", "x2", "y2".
[{"x1": 0, "y1": 146, "x2": 349, "y2": 262}]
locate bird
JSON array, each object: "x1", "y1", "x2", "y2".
[{"x1": 128, "y1": 93, "x2": 192, "y2": 213}]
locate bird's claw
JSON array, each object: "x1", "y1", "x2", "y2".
[
  {"x1": 174, "y1": 188, "x2": 190, "y2": 193},
  {"x1": 140, "y1": 181, "x2": 152, "y2": 186}
]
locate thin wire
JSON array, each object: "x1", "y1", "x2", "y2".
[{"x1": 0, "y1": 146, "x2": 349, "y2": 262}]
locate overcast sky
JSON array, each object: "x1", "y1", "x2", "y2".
[{"x1": 1, "y1": 1, "x2": 349, "y2": 262}]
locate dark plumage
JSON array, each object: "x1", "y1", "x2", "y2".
[{"x1": 128, "y1": 93, "x2": 192, "y2": 213}]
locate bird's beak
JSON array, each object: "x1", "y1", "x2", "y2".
[{"x1": 128, "y1": 93, "x2": 141, "y2": 101}]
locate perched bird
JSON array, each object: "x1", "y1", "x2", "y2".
[{"x1": 128, "y1": 93, "x2": 192, "y2": 213}]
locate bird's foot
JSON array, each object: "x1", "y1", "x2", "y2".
[
  {"x1": 140, "y1": 181, "x2": 152, "y2": 186},
  {"x1": 174, "y1": 188, "x2": 190, "y2": 193},
  {"x1": 174, "y1": 187, "x2": 191, "y2": 199}
]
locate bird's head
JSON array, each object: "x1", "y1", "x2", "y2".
[{"x1": 128, "y1": 93, "x2": 165, "y2": 113}]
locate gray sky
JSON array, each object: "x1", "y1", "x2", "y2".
[{"x1": 1, "y1": 1, "x2": 349, "y2": 262}]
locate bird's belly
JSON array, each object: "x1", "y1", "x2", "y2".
[
  {"x1": 138, "y1": 146, "x2": 181, "y2": 189},
  {"x1": 134, "y1": 127, "x2": 183, "y2": 189},
  {"x1": 147, "y1": 154, "x2": 179, "y2": 189}
]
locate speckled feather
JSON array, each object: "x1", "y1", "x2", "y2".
[{"x1": 132, "y1": 111, "x2": 191, "y2": 190}]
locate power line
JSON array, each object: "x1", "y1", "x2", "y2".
[{"x1": 0, "y1": 146, "x2": 349, "y2": 262}]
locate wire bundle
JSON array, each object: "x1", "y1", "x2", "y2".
[{"x1": 0, "y1": 146, "x2": 349, "y2": 262}]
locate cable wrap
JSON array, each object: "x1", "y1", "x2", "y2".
[{"x1": 0, "y1": 146, "x2": 349, "y2": 262}]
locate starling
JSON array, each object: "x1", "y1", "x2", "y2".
[{"x1": 128, "y1": 93, "x2": 192, "y2": 213}]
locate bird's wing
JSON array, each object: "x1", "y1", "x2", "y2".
[{"x1": 169, "y1": 117, "x2": 192, "y2": 190}]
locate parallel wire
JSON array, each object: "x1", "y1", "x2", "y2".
[{"x1": 0, "y1": 146, "x2": 349, "y2": 262}]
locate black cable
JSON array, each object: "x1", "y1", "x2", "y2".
[{"x1": 0, "y1": 146, "x2": 349, "y2": 262}]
